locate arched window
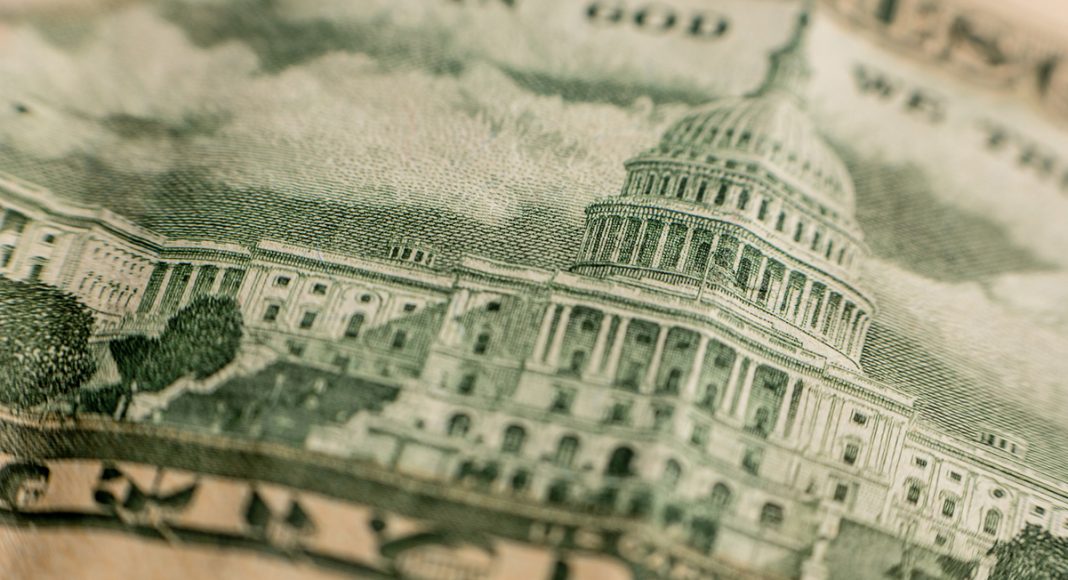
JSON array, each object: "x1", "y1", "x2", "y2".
[
  {"x1": 643, "y1": 174, "x2": 655, "y2": 195},
  {"x1": 663, "y1": 459, "x2": 682, "y2": 489},
  {"x1": 554, "y1": 435, "x2": 580, "y2": 468},
  {"x1": 710, "y1": 483, "x2": 732, "y2": 508},
  {"x1": 696, "y1": 181, "x2": 707, "y2": 202},
  {"x1": 760, "y1": 503, "x2": 784, "y2": 526},
  {"x1": 605, "y1": 446, "x2": 636, "y2": 477},
  {"x1": 658, "y1": 176, "x2": 671, "y2": 196},
  {"x1": 344, "y1": 313, "x2": 365, "y2": 339},
  {"x1": 447, "y1": 413, "x2": 471, "y2": 437},
  {"x1": 501, "y1": 424, "x2": 526, "y2": 454},
  {"x1": 775, "y1": 212, "x2": 786, "y2": 232},
  {"x1": 473, "y1": 331, "x2": 491, "y2": 355},
  {"x1": 983, "y1": 509, "x2": 1001, "y2": 535}
]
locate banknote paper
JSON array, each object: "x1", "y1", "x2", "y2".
[{"x1": 1, "y1": 0, "x2": 1067, "y2": 578}]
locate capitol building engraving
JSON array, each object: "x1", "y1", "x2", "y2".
[{"x1": 0, "y1": 12, "x2": 1065, "y2": 580}]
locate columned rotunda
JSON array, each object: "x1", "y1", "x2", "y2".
[{"x1": 573, "y1": 13, "x2": 874, "y2": 369}]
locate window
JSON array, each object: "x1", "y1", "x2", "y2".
[
  {"x1": 852, "y1": 411, "x2": 868, "y2": 425},
  {"x1": 843, "y1": 443, "x2": 860, "y2": 466},
  {"x1": 360, "y1": 293, "x2": 373, "y2": 303},
  {"x1": 1033, "y1": 506, "x2": 1047, "y2": 516},
  {"x1": 550, "y1": 389, "x2": 574, "y2": 414},
  {"x1": 473, "y1": 332, "x2": 491, "y2": 355},
  {"x1": 262, "y1": 304, "x2": 281, "y2": 322},
  {"x1": 760, "y1": 503, "x2": 784, "y2": 527},
  {"x1": 775, "y1": 212, "x2": 786, "y2": 232},
  {"x1": 27, "y1": 261, "x2": 44, "y2": 281},
  {"x1": 793, "y1": 222, "x2": 804, "y2": 242},
  {"x1": 344, "y1": 313, "x2": 364, "y2": 339},
  {"x1": 486, "y1": 301, "x2": 501, "y2": 312},
  {"x1": 403, "y1": 303, "x2": 417, "y2": 312},
  {"x1": 949, "y1": 471, "x2": 962, "y2": 482},
  {"x1": 391, "y1": 330, "x2": 407, "y2": 350},
  {"x1": 554, "y1": 435, "x2": 579, "y2": 467},
  {"x1": 914, "y1": 457, "x2": 928, "y2": 468},
  {"x1": 457, "y1": 373, "x2": 476, "y2": 395},
  {"x1": 502, "y1": 425, "x2": 526, "y2": 454},
  {"x1": 607, "y1": 401, "x2": 631, "y2": 425},
  {"x1": 0, "y1": 245, "x2": 13, "y2": 268},
  {"x1": 690, "y1": 424, "x2": 709, "y2": 447},
  {"x1": 710, "y1": 483, "x2": 731, "y2": 508},
  {"x1": 983, "y1": 510, "x2": 1001, "y2": 535},
  {"x1": 311, "y1": 283, "x2": 327, "y2": 295},
  {"x1": 992, "y1": 488, "x2": 1005, "y2": 499},
  {"x1": 42, "y1": 233, "x2": 55, "y2": 244},
  {"x1": 663, "y1": 459, "x2": 682, "y2": 489},
  {"x1": 605, "y1": 446, "x2": 636, "y2": 477},
  {"x1": 906, "y1": 483, "x2": 922, "y2": 504},
  {"x1": 942, "y1": 498, "x2": 956, "y2": 517},
  {"x1": 934, "y1": 534, "x2": 948, "y2": 546},
  {"x1": 274, "y1": 275, "x2": 291, "y2": 287},
  {"x1": 299, "y1": 311, "x2": 317, "y2": 329},
  {"x1": 742, "y1": 447, "x2": 762, "y2": 475},
  {"x1": 447, "y1": 414, "x2": 471, "y2": 437},
  {"x1": 833, "y1": 483, "x2": 849, "y2": 503}
]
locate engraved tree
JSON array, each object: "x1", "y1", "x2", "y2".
[
  {"x1": 0, "y1": 277, "x2": 96, "y2": 409},
  {"x1": 112, "y1": 295, "x2": 243, "y2": 396},
  {"x1": 988, "y1": 524, "x2": 1068, "y2": 580}
]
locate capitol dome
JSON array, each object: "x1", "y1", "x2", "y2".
[
  {"x1": 645, "y1": 91, "x2": 856, "y2": 219},
  {"x1": 571, "y1": 8, "x2": 876, "y2": 369}
]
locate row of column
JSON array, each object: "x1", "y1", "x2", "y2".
[
  {"x1": 530, "y1": 302, "x2": 802, "y2": 441},
  {"x1": 579, "y1": 213, "x2": 870, "y2": 359},
  {"x1": 619, "y1": 168, "x2": 854, "y2": 268}
]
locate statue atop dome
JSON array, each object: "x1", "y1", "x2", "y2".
[{"x1": 751, "y1": 5, "x2": 813, "y2": 101}]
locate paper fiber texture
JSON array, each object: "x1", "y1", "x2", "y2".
[{"x1": 0, "y1": 0, "x2": 1067, "y2": 578}]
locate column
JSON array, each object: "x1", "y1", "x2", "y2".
[
  {"x1": 683, "y1": 334, "x2": 709, "y2": 401},
  {"x1": 852, "y1": 317, "x2": 871, "y2": 358},
  {"x1": 438, "y1": 287, "x2": 470, "y2": 343},
  {"x1": 807, "y1": 287, "x2": 825, "y2": 330},
  {"x1": 795, "y1": 278, "x2": 813, "y2": 324},
  {"x1": 751, "y1": 254, "x2": 769, "y2": 302},
  {"x1": 731, "y1": 243, "x2": 745, "y2": 272},
  {"x1": 650, "y1": 223, "x2": 669, "y2": 268},
  {"x1": 601, "y1": 316, "x2": 631, "y2": 379},
  {"x1": 773, "y1": 377, "x2": 798, "y2": 438},
  {"x1": 865, "y1": 416, "x2": 884, "y2": 471},
  {"x1": 531, "y1": 303, "x2": 558, "y2": 362},
  {"x1": 845, "y1": 314, "x2": 862, "y2": 354},
  {"x1": 147, "y1": 265, "x2": 175, "y2": 313},
  {"x1": 733, "y1": 360, "x2": 759, "y2": 421},
  {"x1": 629, "y1": 221, "x2": 647, "y2": 266},
  {"x1": 820, "y1": 296, "x2": 837, "y2": 337},
  {"x1": 544, "y1": 304, "x2": 572, "y2": 367},
  {"x1": 719, "y1": 354, "x2": 745, "y2": 414},
  {"x1": 641, "y1": 324, "x2": 669, "y2": 392},
  {"x1": 835, "y1": 304, "x2": 854, "y2": 348},
  {"x1": 774, "y1": 269, "x2": 792, "y2": 313},
  {"x1": 583, "y1": 313, "x2": 614, "y2": 379},
  {"x1": 676, "y1": 227, "x2": 694, "y2": 273}
]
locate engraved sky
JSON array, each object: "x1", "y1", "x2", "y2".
[{"x1": 1, "y1": 0, "x2": 1066, "y2": 475}]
